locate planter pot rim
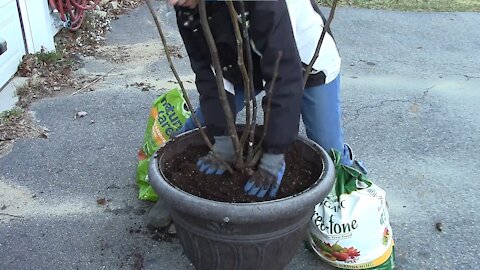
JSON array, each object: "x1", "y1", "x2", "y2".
[{"x1": 148, "y1": 128, "x2": 335, "y2": 223}]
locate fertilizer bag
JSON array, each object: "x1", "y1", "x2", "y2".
[
  {"x1": 136, "y1": 88, "x2": 191, "y2": 201},
  {"x1": 308, "y1": 150, "x2": 395, "y2": 269}
]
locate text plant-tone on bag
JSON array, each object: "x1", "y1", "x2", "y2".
[
  {"x1": 136, "y1": 88, "x2": 191, "y2": 202},
  {"x1": 308, "y1": 150, "x2": 395, "y2": 269}
]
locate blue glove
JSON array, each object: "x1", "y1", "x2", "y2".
[
  {"x1": 343, "y1": 143, "x2": 368, "y2": 174},
  {"x1": 244, "y1": 153, "x2": 286, "y2": 198},
  {"x1": 196, "y1": 136, "x2": 234, "y2": 175}
]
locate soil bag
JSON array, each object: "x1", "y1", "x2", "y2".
[
  {"x1": 136, "y1": 88, "x2": 191, "y2": 201},
  {"x1": 308, "y1": 150, "x2": 395, "y2": 269}
]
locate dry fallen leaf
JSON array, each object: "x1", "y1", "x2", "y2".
[
  {"x1": 96, "y1": 198, "x2": 107, "y2": 205},
  {"x1": 74, "y1": 111, "x2": 88, "y2": 120}
]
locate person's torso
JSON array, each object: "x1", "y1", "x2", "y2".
[{"x1": 178, "y1": 0, "x2": 341, "y2": 88}]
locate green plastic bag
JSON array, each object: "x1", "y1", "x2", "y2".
[
  {"x1": 308, "y1": 149, "x2": 395, "y2": 269},
  {"x1": 136, "y1": 88, "x2": 191, "y2": 202}
]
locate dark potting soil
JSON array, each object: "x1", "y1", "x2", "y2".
[{"x1": 163, "y1": 145, "x2": 323, "y2": 203}]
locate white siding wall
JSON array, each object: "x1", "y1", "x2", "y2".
[{"x1": 0, "y1": 0, "x2": 26, "y2": 89}]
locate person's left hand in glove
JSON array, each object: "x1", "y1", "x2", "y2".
[
  {"x1": 244, "y1": 153, "x2": 286, "y2": 198},
  {"x1": 196, "y1": 136, "x2": 235, "y2": 175}
]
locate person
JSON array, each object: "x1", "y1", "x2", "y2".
[{"x1": 147, "y1": 0, "x2": 365, "y2": 227}]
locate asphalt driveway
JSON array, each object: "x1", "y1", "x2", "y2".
[{"x1": 1, "y1": 2, "x2": 479, "y2": 269}]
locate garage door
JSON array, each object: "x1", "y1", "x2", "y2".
[{"x1": 0, "y1": 0, "x2": 25, "y2": 89}]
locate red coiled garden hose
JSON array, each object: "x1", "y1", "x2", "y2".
[{"x1": 48, "y1": 0, "x2": 100, "y2": 31}]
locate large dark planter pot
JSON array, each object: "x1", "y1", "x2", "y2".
[{"x1": 148, "y1": 128, "x2": 335, "y2": 270}]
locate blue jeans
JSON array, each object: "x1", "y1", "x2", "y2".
[{"x1": 178, "y1": 75, "x2": 352, "y2": 165}]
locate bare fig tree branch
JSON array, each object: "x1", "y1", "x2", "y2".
[
  {"x1": 237, "y1": 1, "x2": 258, "y2": 162},
  {"x1": 198, "y1": 0, "x2": 244, "y2": 169},
  {"x1": 249, "y1": 51, "x2": 283, "y2": 167},
  {"x1": 303, "y1": 0, "x2": 339, "y2": 87},
  {"x1": 226, "y1": 1, "x2": 251, "y2": 165},
  {"x1": 145, "y1": 0, "x2": 234, "y2": 173}
]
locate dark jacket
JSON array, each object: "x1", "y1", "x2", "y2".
[{"x1": 175, "y1": 1, "x2": 306, "y2": 154}]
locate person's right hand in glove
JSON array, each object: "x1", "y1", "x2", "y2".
[
  {"x1": 196, "y1": 136, "x2": 234, "y2": 175},
  {"x1": 244, "y1": 153, "x2": 286, "y2": 198}
]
